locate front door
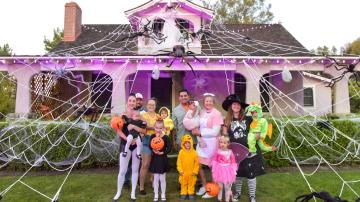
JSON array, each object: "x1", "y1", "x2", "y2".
[{"x1": 151, "y1": 77, "x2": 172, "y2": 111}]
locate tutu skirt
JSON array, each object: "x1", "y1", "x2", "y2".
[{"x1": 211, "y1": 161, "x2": 237, "y2": 184}]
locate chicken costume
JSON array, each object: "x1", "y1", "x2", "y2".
[{"x1": 177, "y1": 134, "x2": 199, "y2": 196}]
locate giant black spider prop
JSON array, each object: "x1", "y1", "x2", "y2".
[
  {"x1": 157, "y1": 45, "x2": 201, "y2": 77},
  {"x1": 111, "y1": 19, "x2": 167, "y2": 45},
  {"x1": 325, "y1": 57, "x2": 360, "y2": 87},
  {"x1": 295, "y1": 191, "x2": 349, "y2": 202}
]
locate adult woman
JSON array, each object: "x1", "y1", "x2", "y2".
[
  {"x1": 193, "y1": 93, "x2": 223, "y2": 199},
  {"x1": 139, "y1": 98, "x2": 158, "y2": 195},
  {"x1": 222, "y1": 94, "x2": 265, "y2": 202},
  {"x1": 113, "y1": 93, "x2": 146, "y2": 201}
]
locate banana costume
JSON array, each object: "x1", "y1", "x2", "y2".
[
  {"x1": 177, "y1": 134, "x2": 199, "y2": 196},
  {"x1": 246, "y1": 103, "x2": 273, "y2": 153},
  {"x1": 159, "y1": 107, "x2": 174, "y2": 136}
]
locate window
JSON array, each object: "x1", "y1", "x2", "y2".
[
  {"x1": 152, "y1": 18, "x2": 165, "y2": 35},
  {"x1": 304, "y1": 87, "x2": 314, "y2": 107}
]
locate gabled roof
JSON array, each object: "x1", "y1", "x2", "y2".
[{"x1": 50, "y1": 23, "x2": 312, "y2": 57}]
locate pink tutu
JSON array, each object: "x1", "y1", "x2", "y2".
[{"x1": 211, "y1": 161, "x2": 237, "y2": 184}]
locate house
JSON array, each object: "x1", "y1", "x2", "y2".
[{"x1": 0, "y1": 0, "x2": 358, "y2": 118}]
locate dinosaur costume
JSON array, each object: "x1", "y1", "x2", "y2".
[
  {"x1": 177, "y1": 134, "x2": 199, "y2": 196},
  {"x1": 246, "y1": 103, "x2": 273, "y2": 153}
]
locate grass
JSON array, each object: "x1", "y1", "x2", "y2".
[{"x1": 0, "y1": 169, "x2": 360, "y2": 202}]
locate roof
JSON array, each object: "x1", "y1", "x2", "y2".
[{"x1": 50, "y1": 23, "x2": 313, "y2": 57}]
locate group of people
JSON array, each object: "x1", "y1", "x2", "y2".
[{"x1": 112, "y1": 90, "x2": 277, "y2": 202}]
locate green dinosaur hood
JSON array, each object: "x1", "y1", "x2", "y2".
[{"x1": 245, "y1": 102, "x2": 263, "y2": 119}]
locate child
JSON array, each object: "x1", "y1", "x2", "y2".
[
  {"x1": 159, "y1": 107, "x2": 174, "y2": 136},
  {"x1": 122, "y1": 110, "x2": 147, "y2": 159},
  {"x1": 149, "y1": 120, "x2": 172, "y2": 201},
  {"x1": 177, "y1": 134, "x2": 199, "y2": 200},
  {"x1": 182, "y1": 99, "x2": 200, "y2": 131},
  {"x1": 211, "y1": 135, "x2": 238, "y2": 202},
  {"x1": 246, "y1": 102, "x2": 277, "y2": 156}
]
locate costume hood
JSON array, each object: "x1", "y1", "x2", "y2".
[
  {"x1": 181, "y1": 134, "x2": 194, "y2": 151},
  {"x1": 246, "y1": 102, "x2": 263, "y2": 119}
]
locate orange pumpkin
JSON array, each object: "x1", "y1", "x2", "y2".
[
  {"x1": 110, "y1": 116, "x2": 124, "y2": 130},
  {"x1": 205, "y1": 182, "x2": 220, "y2": 197},
  {"x1": 150, "y1": 137, "x2": 164, "y2": 151}
]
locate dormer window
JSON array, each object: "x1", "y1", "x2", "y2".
[
  {"x1": 152, "y1": 18, "x2": 165, "y2": 36},
  {"x1": 175, "y1": 18, "x2": 194, "y2": 34}
]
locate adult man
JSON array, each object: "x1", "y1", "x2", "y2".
[
  {"x1": 172, "y1": 89, "x2": 199, "y2": 149},
  {"x1": 135, "y1": 93, "x2": 147, "y2": 112}
]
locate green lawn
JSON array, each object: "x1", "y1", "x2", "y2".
[{"x1": 0, "y1": 169, "x2": 359, "y2": 202}]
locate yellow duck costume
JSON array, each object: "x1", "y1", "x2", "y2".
[
  {"x1": 177, "y1": 134, "x2": 199, "y2": 197},
  {"x1": 159, "y1": 107, "x2": 174, "y2": 135}
]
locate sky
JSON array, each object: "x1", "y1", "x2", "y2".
[{"x1": 0, "y1": 0, "x2": 359, "y2": 55}]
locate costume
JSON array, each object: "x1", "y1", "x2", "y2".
[
  {"x1": 114, "y1": 114, "x2": 141, "y2": 201},
  {"x1": 222, "y1": 94, "x2": 266, "y2": 202},
  {"x1": 141, "y1": 112, "x2": 158, "y2": 154},
  {"x1": 196, "y1": 108, "x2": 223, "y2": 166},
  {"x1": 149, "y1": 134, "x2": 172, "y2": 201},
  {"x1": 211, "y1": 148, "x2": 238, "y2": 201},
  {"x1": 182, "y1": 101, "x2": 200, "y2": 131},
  {"x1": 159, "y1": 107, "x2": 174, "y2": 135},
  {"x1": 211, "y1": 149, "x2": 237, "y2": 184},
  {"x1": 177, "y1": 134, "x2": 199, "y2": 196},
  {"x1": 122, "y1": 116, "x2": 147, "y2": 158},
  {"x1": 245, "y1": 103, "x2": 273, "y2": 154},
  {"x1": 149, "y1": 134, "x2": 172, "y2": 174}
]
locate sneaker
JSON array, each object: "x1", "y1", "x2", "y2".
[
  {"x1": 196, "y1": 187, "x2": 206, "y2": 196},
  {"x1": 180, "y1": 195, "x2": 187, "y2": 200},
  {"x1": 202, "y1": 193, "x2": 214, "y2": 199},
  {"x1": 122, "y1": 152, "x2": 128, "y2": 157},
  {"x1": 161, "y1": 197, "x2": 166, "y2": 202},
  {"x1": 139, "y1": 189, "x2": 146, "y2": 196},
  {"x1": 136, "y1": 154, "x2": 142, "y2": 160},
  {"x1": 153, "y1": 197, "x2": 159, "y2": 202},
  {"x1": 250, "y1": 196, "x2": 256, "y2": 202},
  {"x1": 232, "y1": 192, "x2": 241, "y2": 201}
]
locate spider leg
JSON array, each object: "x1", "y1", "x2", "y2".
[
  {"x1": 326, "y1": 72, "x2": 346, "y2": 87},
  {"x1": 189, "y1": 54, "x2": 201, "y2": 63},
  {"x1": 184, "y1": 57, "x2": 197, "y2": 77},
  {"x1": 166, "y1": 57, "x2": 176, "y2": 68}
]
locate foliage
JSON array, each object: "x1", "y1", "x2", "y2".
[
  {"x1": 349, "y1": 77, "x2": 360, "y2": 113},
  {"x1": 342, "y1": 37, "x2": 360, "y2": 55},
  {"x1": 311, "y1": 45, "x2": 338, "y2": 55},
  {"x1": 0, "y1": 72, "x2": 16, "y2": 119},
  {"x1": 201, "y1": 0, "x2": 274, "y2": 24},
  {"x1": 0, "y1": 43, "x2": 13, "y2": 56},
  {"x1": 43, "y1": 28, "x2": 64, "y2": 52}
]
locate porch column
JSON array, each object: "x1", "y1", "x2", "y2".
[
  {"x1": 238, "y1": 66, "x2": 265, "y2": 104},
  {"x1": 103, "y1": 63, "x2": 136, "y2": 114},
  {"x1": 8, "y1": 66, "x2": 40, "y2": 115},
  {"x1": 333, "y1": 78, "x2": 350, "y2": 114}
]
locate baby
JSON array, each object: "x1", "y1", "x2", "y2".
[{"x1": 122, "y1": 110, "x2": 147, "y2": 159}]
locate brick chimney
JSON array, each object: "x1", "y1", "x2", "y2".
[{"x1": 63, "y1": 2, "x2": 82, "y2": 42}]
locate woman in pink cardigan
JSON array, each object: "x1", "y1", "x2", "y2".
[{"x1": 192, "y1": 93, "x2": 224, "y2": 199}]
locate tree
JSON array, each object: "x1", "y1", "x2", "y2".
[
  {"x1": 201, "y1": 0, "x2": 274, "y2": 24},
  {"x1": 341, "y1": 37, "x2": 360, "y2": 55},
  {"x1": 311, "y1": 45, "x2": 338, "y2": 55},
  {"x1": 0, "y1": 43, "x2": 13, "y2": 56},
  {"x1": 43, "y1": 28, "x2": 64, "y2": 52},
  {"x1": 0, "y1": 43, "x2": 16, "y2": 118},
  {"x1": 349, "y1": 77, "x2": 360, "y2": 113}
]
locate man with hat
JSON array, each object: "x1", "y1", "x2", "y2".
[{"x1": 135, "y1": 93, "x2": 147, "y2": 113}]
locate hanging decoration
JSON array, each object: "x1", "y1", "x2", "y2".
[{"x1": 282, "y1": 66, "x2": 293, "y2": 83}]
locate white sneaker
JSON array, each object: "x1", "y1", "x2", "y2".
[
  {"x1": 250, "y1": 196, "x2": 257, "y2": 202},
  {"x1": 202, "y1": 193, "x2": 214, "y2": 199},
  {"x1": 196, "y1": 187, "x2": 206, "y2": 196}
]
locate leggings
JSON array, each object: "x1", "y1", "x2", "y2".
[
  {"x1": 153, "y1": 173, "x2": 166, "y2": 199},
  {"x1": 113, "y1": 150, "x2": 141, "y2": 200},
  {"x1": 218, "y1": 183, "x2": 232, "y2": 202}
]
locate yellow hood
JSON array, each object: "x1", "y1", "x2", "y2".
[
  {"x1": 159, "y1": 107, "x2": 171, "y2": 119},
  {"x1": 181, "y1": 134, "x2": 194, "y2": 151}
]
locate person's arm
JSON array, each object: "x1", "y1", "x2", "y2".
[
  {"x1": 260, "y1": 118, "x2": 268, "y2": 139},
  {"x1": 128, "y1": 124, "x2": 146, "y2": 134},
  {"x1": 200, "y1": 125, "x2": 221, "y2": 138},
  {"x1": 192, "y1": 152, "x2": 200, "y2": 175},
  {"x1": 116, "y1": 128, "x2": 127, "y2": 141},
  {"x1": 177, "y1": 150, "x2": 184, "y2": 174}
]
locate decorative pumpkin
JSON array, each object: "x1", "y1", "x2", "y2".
[
  {"x1": 150, "y1": 136, "x2": 164, "y2": 151},
  {"x1": 205, "y1": 182, "x2": 220, "y2": 197},
  {"x1": 110, "y1": 116, "x2": 124, "y2": 130}
]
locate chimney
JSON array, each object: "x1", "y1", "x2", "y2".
[{"x1": 63, "y1": 2, "x2": 82, "y2": 42}]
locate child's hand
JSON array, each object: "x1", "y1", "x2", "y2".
[
  {"x1": 272, "y1": 146, "x2": 278, "y2": 151},
  {"x1": 152, "y1": 149, "x2": 159, "y2": 154},
  {"x1": 255, "y1": 133, "x2": 261, "y2": 140}
]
